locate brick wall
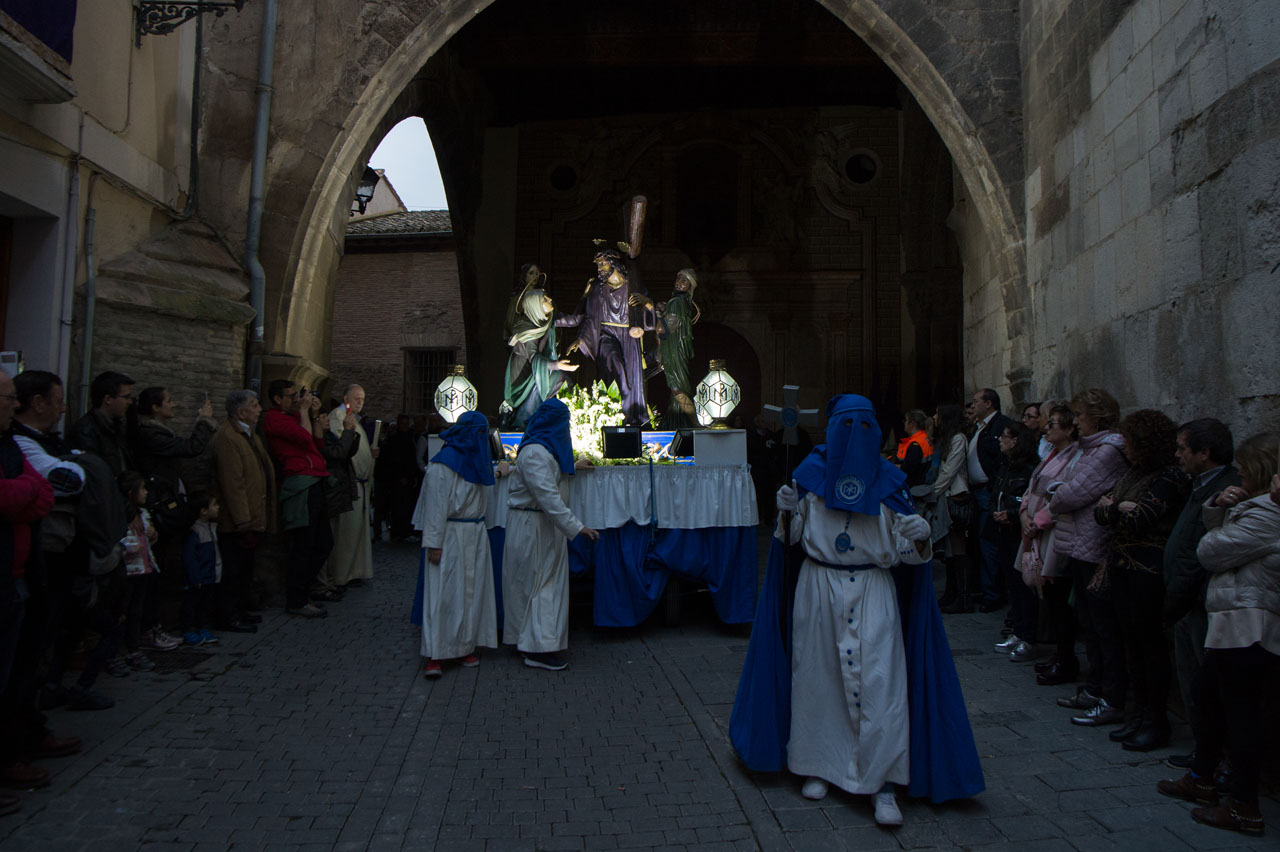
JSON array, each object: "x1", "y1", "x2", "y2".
[
  {"x1": 329, "y1": 243, "x2": 466, "y2": 423},
  {"x1": 87, "y1": 302, "x2": 247, "y2": 419}
]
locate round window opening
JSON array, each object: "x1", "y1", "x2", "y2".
[
  {"x1": 844, "y1": 153, "x2": 878, "y2": 184},
  {"x1": 550, "y1": 164, "x2": 578, "y2": 192}
]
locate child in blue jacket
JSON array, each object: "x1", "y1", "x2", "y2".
[{"x1": 181, "y1": 494, "x2": 222, "y2": 645}]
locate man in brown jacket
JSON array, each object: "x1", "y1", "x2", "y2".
[{"x1": 209, "y1": 390, "x2": 277, "y2": 630}]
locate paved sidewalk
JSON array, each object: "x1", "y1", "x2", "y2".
[{"x1": 1, "y1": 538, "x2": 1275, "y2": 851}]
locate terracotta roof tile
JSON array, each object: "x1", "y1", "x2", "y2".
[{"x1": 346, "y1": 210, "x2": 452, "y2": 236}]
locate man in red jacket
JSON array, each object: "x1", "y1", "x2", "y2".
[
  {"x1": 261, "y1": 379, "x2": 331, "y2": 618},
  {"x1": 0, "y1": 370, "x2": 55, "y2": 815}
]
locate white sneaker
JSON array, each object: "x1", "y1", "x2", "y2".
[
  {"x1": 994, "y1": 634, "x2": 1020, "y2": 652},
  {"x1": 873, "y1": 790, "x2": 903, "y2": 826},
  {"x1": 801, "y1": 777, "x2": 829, "y2": 800}
]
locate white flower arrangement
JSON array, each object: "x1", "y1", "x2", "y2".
[{"x1": 558, "y1": 379, "x2": 624, "y2": 461}]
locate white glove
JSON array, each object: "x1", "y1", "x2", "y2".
[
  {"x1": 894, "y1": 514, "x2": 931, "y2": 542},
  {"x1": 776, "y1": 484, "x2": 798, "y2": 513}
]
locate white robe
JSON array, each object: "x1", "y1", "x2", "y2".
[
  {"x1": 414, "y1": 464, "x2": 497, "y2": 660},
  {"x1": 502, "y1": 444, "x2": 584, "y2": 653},
  {"x1": 326, "y1": 404, "x2": 374, "y2": 585},
  {"x1": 781, "y1": 491, "x2": 931, "y2": 794}
]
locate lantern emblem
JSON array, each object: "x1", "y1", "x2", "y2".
[
  {"x1": 434, "y1": 365, "x2": 478, "y2": 424},
  {"x1": 694, "y1": 359, "x2": 741, "y2": 429}
]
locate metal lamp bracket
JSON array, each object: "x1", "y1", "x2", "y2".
[{"x1": 135, "y1": 0, "x2": 247, "y2": 48}]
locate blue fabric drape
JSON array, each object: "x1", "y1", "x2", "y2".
[
  {"x1": 729, "y1": 492, "x2": 985, "y2": 803},
  {"x1": 414, "y1": 523, "x2": 755, "y2": 629},
  {"x1": 568, "y1": 523, "x2": 758, "y2": 626}
]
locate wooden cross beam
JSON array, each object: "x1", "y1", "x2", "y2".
[{"x1": 761, "y1": 385, "x2": 822, "y2": 446}]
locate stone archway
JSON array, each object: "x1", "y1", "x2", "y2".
[{"x1": 216, "y1": 0, "x2": 1025, "y2": 397}]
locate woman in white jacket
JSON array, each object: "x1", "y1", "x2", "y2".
[{"x1": 1157, "y1": 431, "x2": 1279, "y2": 836}]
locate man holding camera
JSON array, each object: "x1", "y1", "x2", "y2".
[{"x1": 261, "y1": 380, "x2": 331, "y2": 619}]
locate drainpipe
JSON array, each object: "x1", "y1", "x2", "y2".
[
  {"x1": 176, "y1": 7, "x2": 205, "y2": 220},
  {"x1": 57, "y1": 159, "x2": 80, "y2": 392},
  {"x1": 244, "y1": 0, "x2": 278, "y2": 393},
  {"x1": 79, "y1": 173, "x2": 100, "y2": 416}
]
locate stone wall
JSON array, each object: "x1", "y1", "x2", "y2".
[
  {"x1": 1022, "y1": 0, "x2": 1280, "y2": 432},
  {"x1": 329, "y1": 242, "x2": 465, "y2": 422}
]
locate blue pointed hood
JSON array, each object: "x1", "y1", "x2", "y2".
[
  {"x1": 520, "y1": 398, "x2": 575, "y2": 475},
  {"x1": 430, "y1": 411, "x2": 495, "y2": 486},
  {"x1": 792, "y1": 394, "x2": 905, "y2": 515}
]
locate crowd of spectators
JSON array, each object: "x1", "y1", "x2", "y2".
[
  {"x1": 0, "y1": 368, "x2": 430, "y2": 817},
  {"x1": 902, "y1": 387, "x2": 1278, "y2": 837}
]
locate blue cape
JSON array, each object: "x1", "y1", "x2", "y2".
[
  {"x1": 728, "y1": 487, "x2": 985, "y2": 804},
  {"x1": 793, "y1": 395, "x2": 905, "y2": 515},
  {"x1": 521, "y1": 397, "x2": 575, "y2": 475},
  {"x1": 430, "y1": 411, "x2": 495, "y2": 486}
]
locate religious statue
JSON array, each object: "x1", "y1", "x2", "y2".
[
  {"x1": 656, "y1": 268, "x2": 700, "y2": 428},
  {"x1": 567, "y1": 246, "x2": 654, "y2": 426},
  {"x1": 504, "y1": 263, "x2": 545, "y2": 342},
  {"x1": 501, "y1": 288, "x2": 580, "y2": 430}
]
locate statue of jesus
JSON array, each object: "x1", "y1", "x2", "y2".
[{"x1": 567, "y1": 247, "x2": 654, "y2": 425}]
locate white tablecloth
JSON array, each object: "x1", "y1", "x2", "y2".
[{"x1": 487, "y1": 463, "x2": 759, "y2": 530}]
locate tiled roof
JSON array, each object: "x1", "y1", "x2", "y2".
[{"x1": 346, "y1": 210, "x2": 452, "y2": 236}]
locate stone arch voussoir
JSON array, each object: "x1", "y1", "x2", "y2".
[{"x1": 280, "y1": 0, "x2": 1026, "y2": 386}]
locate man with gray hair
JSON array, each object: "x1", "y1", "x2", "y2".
[
  {"x1": 209, "y1": 389, "x2": 276, "y2": 627},
  {"x1": 326, "y1": 383, "x2": 376, "y2": 587}
]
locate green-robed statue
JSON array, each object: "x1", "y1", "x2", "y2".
[
  {"x1": 500, "y1": 288, "x2": 581, "y2": 430},
  {"x1": 657, "y1": 268, "x2": 700, "y2": 428}
]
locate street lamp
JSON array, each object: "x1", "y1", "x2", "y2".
[
  {"x1": 352, "y1": 166, "x2": 381, "y2": 216},
  {"x1": 434, "y1": 365, "x2": 477, "y2": 424},
  {"x1": 694, "y1": 359, "x2": 740, "y2": 429}
]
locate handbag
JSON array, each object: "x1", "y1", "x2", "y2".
[{"x1": 947, "y1": 492, "x2": 975, "y2": 527}]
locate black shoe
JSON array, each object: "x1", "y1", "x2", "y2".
[
  {"x1": 940, "y1": 598, "x2": 973, "y2": 614},
  {"x1": 1122, "y1": 724, "x2": 1171, "y2": 752},
  {"x1": 1166, "y1": 752, "x2": 1196, "y2": 770},
  {"x1": 523, "y1": 652, "x2": 568, "y2": 671},
  {"x1": 1035, "y1": 655, "x2": 1061, "y2": 675},
  {"x1": 978, "y1": 598, "x2": 1006, "y2": 613},
  {"x1": 1071, "y1": 698, "x2": 1124, "y2": 726},
  {"x1": 1057, "y1": 686, "x2": 1100, "y2": 710},
  {"x1": 1036, "y1": 659, "x2": 1080, "y2": 686},
  {"x1": 241, "y1": 613, "x2": 263, "y2": 625},
  {"x1": 1110, "y1": 717, "x2": 1145, "y2": 742},
  {"x1": 217, "y1": 621, "x2": 258, "y2": 634}
]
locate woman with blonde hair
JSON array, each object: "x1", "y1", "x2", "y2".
[{"x1": 1158, "y1": 432, "x2": 1280, "y2": 836}]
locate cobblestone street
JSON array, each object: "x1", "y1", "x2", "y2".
[{"x1": 1, "y1": 538, "x2": 1275, "y2": 851}]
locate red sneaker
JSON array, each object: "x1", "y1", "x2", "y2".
[
  {"x1": 423, "y1": 660, "x2": 442, "y2": 679},
  {"x1": 460, "y1": 654, "x2": 480, "y2": 668}
]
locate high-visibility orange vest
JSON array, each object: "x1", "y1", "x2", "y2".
[{"x1": 896, "y1": 430, "x2": 933, "y2": 462}]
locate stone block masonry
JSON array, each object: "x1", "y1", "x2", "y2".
[{"x1": 1023, "y1": 0, "x2": 1280, "y2": 433}]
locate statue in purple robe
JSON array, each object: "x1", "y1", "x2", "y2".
[{"x1": 567, "y1": 247, "x2": 655, "y2": 425}]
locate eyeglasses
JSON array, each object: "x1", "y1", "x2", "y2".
[
  {"x1": 0, "y1": 393, "x2": 17, "y2": 403},
  {"x1": 1021, "y1": 412, "x2": 1038, "y2": 421},
  {"x1": 1046, "y1": 419, "x2": 1066, "y2": 428}
]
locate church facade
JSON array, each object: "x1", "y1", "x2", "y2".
[{"x1": 0, "y1": 0, "x2": 1274, "y2": 432}]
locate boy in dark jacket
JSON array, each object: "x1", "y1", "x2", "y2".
[{"x1": 181, "y1": 495, "x2": 222, "y2": 646}]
